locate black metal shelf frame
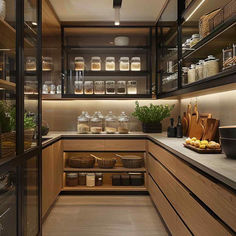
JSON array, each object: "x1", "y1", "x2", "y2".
[
  {"x1": 156, "y1": 0, "x2": 236, "y2": 99},
  {"x1": 61, "y1": 25, "x2": 153, "y2": 99}
]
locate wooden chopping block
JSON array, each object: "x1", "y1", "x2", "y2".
[
  {"x1": 186, "y1": 104, "x2": 192, "y2": 137},
  {"x1": 182, "y1": 112, "x2": 188, "y2": 136},
  {"x1": 188, "y1": 104, "x2": 203, "y2": 140},
  {"x1": 202, "y1": 118, "x2": 219, "y2": 141}
]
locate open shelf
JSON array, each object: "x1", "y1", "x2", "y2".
[
  {"x1": 62, "y1": 185, "x2": 147, "y2": 192},
  {"x1": 0, "y1": 18, "x2": 33, "y2": 49},
  {"x1": 64, "y1": 167, "x2": 146, "y2": 173},
  {"x1": 62, "y1": 94, "x2": 152, "y2": 99}
]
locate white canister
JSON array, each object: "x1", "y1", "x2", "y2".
[
  {"x1": 0, "y1": 0, "x2": 6, "y2": 20},
  {"x1": 203, "y1": 55, "x2": 219, "y2": 78},
  {"x1": 86, "y1": 173, "x2": 95, "y2": 187},
  {"x1": 195, "y1": 60, "x2": 204, "y2": 81},
  {"x1": 187, "y1": 64, "x2": 196, "y2": 84}
]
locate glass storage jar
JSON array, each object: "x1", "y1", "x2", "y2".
[
  {"x1": 74, "y1": 81, "x2": 83, "y2": 94},
  {"x1": 188, "y1": 64, "x2": 196, "y2": 84},
  {"x1": 95, "y1": 173, "x2": 103, "y2": 186},
  {"x1": 203, "y1": 55, "x2": 219, "y2": 78},
  {"x1": 106, "y1": 80, "x2": 115, "y2": 94},
  {"x1": 66, "y1": 173, "x2": 78, "y2": 187},
  {"x1": 57, "y1": 85, "x2": 61, "y2": 94},
  {"x1": 25, "y1": 57, "x2": 36, "y2": 71},
  {"x1": 117, "y1": 81, "x2": 126, "y2": 94},
  {"x1": 105, "y1": 111, "x2": 117, "y2": 134},
  {"x1": 77, "y1": 111, "x2": 90, "y2": 134},
  {"x1": 223, "y1": 46, "x2": 233, "y2": 69},
  {"x1": 118, "y1": 112, "x2": 129, "y2": 134},
  {"x1": 195, "y1": 60, "x2": 204, "y2": 81},
  {"x1": 84, "y1": 81, "x2": 94, "y2": 94},
  {"x1": 94, "y1": 81, "x2": 105, "y2": 94},
  {"x1": 42, "y1": 57, "x2": 53, "y2": 71},
  {"x1": 50, "y1": 84, "x2": 56, "y2": 94},
  {"x1": 79, "y1": 173, "x2": 86, "y2": 185},
  {"x1": 119, "y1": 57, "x2": 129, "y2": 71},
  {"x1": 42, "y1": 83, "x2": 49, "y2": 94},
  {"x1": 105, "y1": 57, "x2": 115, "y2": 71},
  {"x1": 190, "y1": 34, "x2": 200, "y2": 48},
  {"x1": 131, "y1": 57, "x2": 141, "y2": 71},
  {"x1": 127, "y1": 80, "x2": 137, "y2": 94},
  {"x1": 91, "y1": 57, "x2": 101, "y2": 71},
  {"x1": 90, "y1": 112, "x2": 102, "y2": 134},
  {"x1": 182, "y1": 67, "x2": 189, "y2": 85},
  {"x1": 75, "y1": 57, "x2": 85, "y2": 71},
  {"x1": 97, "y1": 111, "x2": 105, "y2": 131},
  {"x1": 86, "y1": 173, "x2": 95, "y2": 187}
]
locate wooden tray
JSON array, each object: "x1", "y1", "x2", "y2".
[{"x1": 183, "y1": 143, "x2": 222, "y2": 154}]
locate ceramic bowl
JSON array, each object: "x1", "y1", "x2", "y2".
[
  {"x1": 219, "y1": 126, "x2": 236, "y2": 139},
  {"x1": 220, "y1": 137, "x2": 236, "y2": 159}
]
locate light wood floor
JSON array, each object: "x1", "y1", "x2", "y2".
[{"x1": 42, "y1": 195, "x2": 169, "y2": 236}]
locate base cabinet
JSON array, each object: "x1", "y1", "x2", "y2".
[{"x1": 42, "y1": 141, "x2": 62, "y2": 218}]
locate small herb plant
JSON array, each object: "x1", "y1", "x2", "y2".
[{"x1": 132, "y1": 101, "x2": 174, "y2": 124}]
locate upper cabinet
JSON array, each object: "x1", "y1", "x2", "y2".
[
  {"x1": 61, "y1": 26, "x2": 153, "y2": 98},
  {"x1": 157, "y1": 0, "x2": 236, "y2": 99}
]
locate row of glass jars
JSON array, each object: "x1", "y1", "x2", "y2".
[
  {"x1": 183, "y1": 55, "x2": 219, "y2": 85},
  {"x1": 75, "y1": 56, "x2": 141, "y2": 71},
  {"x1": 25, "y1": 57, "x2": 53, "y2": 71},
  {"x1": 77, "y1": 111, "x2": 129, "y2": 134},
  {"x1": 75, "y1": 80, "x2": 137, "y2": 95}
]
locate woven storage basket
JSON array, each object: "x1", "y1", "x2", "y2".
[
  {"x1": 209, "y1": 9, "x2": 224, "y2": 31},
  {"x1": 120, "y1": 155, "x2": 144, "y2": 168},
  {"x1": 224, "y1": 0, "x2": 236, "y2": 21},
  {"x1": 69, "y1": 156, "x2": 95, "y2": 168},
  {"x1": 0, "y1": 131, "x2": 16, "y2": 159},
  {"x1": 24, "y1": 129, "x2": 35, "y2": 149},
  {"x1": 199, "y1": 9, "x2": 221, "y2": 38},
  {"x1": 97, "y1": 158, "x2": 116, "y2": 169}
]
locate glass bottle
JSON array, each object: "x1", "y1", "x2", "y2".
[
  {"x1": 131, "y1": 57, "x2": 141, "y2": 71},
  {"x1": 119, "y1": 57, "x2": 129, "y2": 71},
  {"x1": 84, "y1": 81, "x2": 94, "y2": 94},
  {"x1": 223, "y1": 46, "x2": 233, "y2": 70},
  {"x1": 91, "y1": 57, "x2": 101, "y2": 71},
  {"x1": 105, "y1": 57, "x2": 115, "y2": 71},
  {"x1": 117, "y1": 81, "x2": 126, "y2": 94},
  {"x1": 77, "y1": 111, "x2": 90, "y2": 134},
  {"x1": 94, "y1": 81, "x2": 105, "y2": 94},
  {"x1": 105, "y1": 111, "x2": 117, "y2": 134},
  {"x1": 106, "y1": 80, "x2": 115, "y2": 94},
  {"x1": 118, "y1": 112, "x2": 129, "y2": 134},
  {"x1": 127, "y1": 80, "x2": 137, "y2": 94},
  {"x1": 90, "y1": 112, "x2": 102, "y2": 134},
  {"x1": 75, "y1": 57, "x2": 85, "y2": 71}
]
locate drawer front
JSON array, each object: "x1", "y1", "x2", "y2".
[
  {"x1": 148, "y1": 154, "x2": 231, "y2": 236},
  {"x1": 148, "y1": 141, "x2": 236, "y2": 232},
  {"x1": 149, "y1": 176, "x2": 191, "y2": 236},
  {"x1": 104, "y1": 139, "x2": 146, "y2": 151},
  {"x1": 63, "y1": 139, "x2": 105, "y2": 151}
]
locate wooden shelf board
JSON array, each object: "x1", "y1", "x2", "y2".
[
  {"x1": 64, "y1": 167, "x2": 146, "y2": 173},
  {"x1": 0, "y1": 79, "x2": 16, "y2": 91},
  {"x1": 62, "y1": 185, "x2": 147, "y2": 192},
  {"x1": 0, "y1": 18, "x2": 33, "y2": 49}
]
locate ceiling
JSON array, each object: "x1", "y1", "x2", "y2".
[{"x1": 49, "y1": 0, "x2": 167, "y2": 22}]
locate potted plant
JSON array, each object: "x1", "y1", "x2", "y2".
[{"x1": 132, "y1": 101, "x2": 174, "y2": 133}]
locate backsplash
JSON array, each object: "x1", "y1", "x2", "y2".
[{"x1": 41, "y1": 99, "x2": 179, "y2": 131}]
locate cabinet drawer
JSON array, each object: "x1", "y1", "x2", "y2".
[
  {"x1": 148, "y1": 154, "x2": 231, "y2": 236},
  {"x1": 149, "y1": 176, "x2": 191, "y2": 236},
  {"x1": 104, "y1": 139, "x2": 146, "y2": 151},
  {"x1": 148, "y1": 141, "x2": 236, "y2": 232},
  {"x1": 63, "y1": 139, "x2": 105, "y2": 151}
]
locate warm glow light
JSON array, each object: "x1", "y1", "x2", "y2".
[
  {"x1": 114, "y1": 8, "x2": 120, "y2": 26},
  {"x1": 185, "y1": 0, "x2": 206, "y2": 21},
  {"x1": 32, "y1": 22, "x2": 37, "y2": 26}
]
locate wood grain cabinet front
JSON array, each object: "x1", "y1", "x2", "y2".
[{"x1": 148, "y1": 141, "x2": 236, "y2": 232}]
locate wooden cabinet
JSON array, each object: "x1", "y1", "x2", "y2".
[{"x1": 42, "y1": 141, "x2": 63, "y2": 218}]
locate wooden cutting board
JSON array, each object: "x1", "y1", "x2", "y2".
[
  {"x1": 186, "y1": 104, "x2": 192, "y2": 137},
  {"x1": 181, "y1": 112, "x2": 188, "y2": 136},
  {"x1": 202, "y1": 118, "x2": 219, "y2": 141},
  {"x1": 184, "y1": 143, "x2": 222, "y2": 154},
  {"x1": 188, "y1": 104, "x2": 203, "y2": 140}
]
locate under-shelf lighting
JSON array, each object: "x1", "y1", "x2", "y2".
[
  {"x1": 185, "y1": 0, "x2": 206, "y2": 21},
  {"x1": 114, "y1": 7, "x2": 120, "y2": 26}
]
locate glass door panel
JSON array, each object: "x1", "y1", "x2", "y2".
[{"x1": 24, "y1": 0, "x2": 39, "y2": 150}]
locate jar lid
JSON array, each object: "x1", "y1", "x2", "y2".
[
  {"x1": 91, "y1": 56, "x2": 101, "y2": 60},
  {"x1": 67, "y1": 173, "x2": 78, "y2": 178},
  {"x1": 131, "y1": 57, "x2": 140, "y2": 61},
  {"x1": 84, "y1": 112, "x2": 91, "y2": 119},
  {"x1": 128, "y1": 80, "x2": 137, "y2": 85},
  {"x1": 118, "y1": 112, "x2": 129, "y2": 122},
  {"x1": 190, "y1": 64, "x2": 196, "y2": 69},
  {"x1": 42, "y1": 56, "x2": 52, "y2": 60},
  {"x1": 117, "y1": 80, "x2": 126, "y2": 84},
  {"x1": 106, "y1": 57, "x2": 115, "y2": 60},
  {"x1": 105, "y1": 111, "x2": 117, "y2": 122},
  {"x1": 106, "y1": 80, "x2": 115, "y2": 84},
  {"x1": 78, "y1": 111, "x2": 89, "y2": 122},
  {"x1": 79, "y1": 173, "x2": 86, "y2": 176},
  {"x1": 205, "y1": 55, "x2": 218, "y2": 61},
  {"x1": 75, "y1": 57, "x2": 84, "y2": 60},
  {"x1": 192, "y1": 34, "x2": 200, "y2": 39},
  {"x1": 186, "y1": 39, "x2": 191, "y2": 44},
  {"x1": 97, "y1": 111, "x2": 104, "y2": 119},
  {"x1": 91, "y1": 112, "x2": 102, "y2": 122},
  {"x1": 44, "y1": 81, "x2": 52, "y2": 84},
  {"x1": 120, "y1": 57, "x2": 129, "y2": 60},
  {"x1": 84, "y1": 80, "x2": 93, "y2": 84}
]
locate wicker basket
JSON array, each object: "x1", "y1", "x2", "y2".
[
  {"x1": 199, "y1": 9, "x2": 221, "y2": 38},
  {"x1": 224, "y1": 0, "x2": 236, "y2": 21},
  {"x1": 119, "y1": 155, "x2": 144, "y2": 168},
  {"x1": 209, "y1": 9, "x2": 224, "y2": 31},
  {"x1": 0, "y1": 132, "x2": 16, "y2": 159},
  {"x1": 97, "y1": 158, "x2": 116, "y2": 169},
  {"x1": 24, "y1": 129, "x2": 35, "y2": 149},
  {"x1": 69, "y1": 156, "x2": 95, "y2": 168}
]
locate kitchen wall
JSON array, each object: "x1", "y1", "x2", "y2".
[
  {"x1": 42, "y1": 99, "x2": 179, "y2": 131},
  {"x1": 180, "y1": 90, "x2": 236, "y2": 126}
]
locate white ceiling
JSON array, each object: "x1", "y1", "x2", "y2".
[{"x1": 49, "y1": 0, "x2": 167, "y2": 22}]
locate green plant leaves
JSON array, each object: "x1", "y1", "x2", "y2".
[{"x1": 132, "y1": 101, "x2": 174, "y2": 124}]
